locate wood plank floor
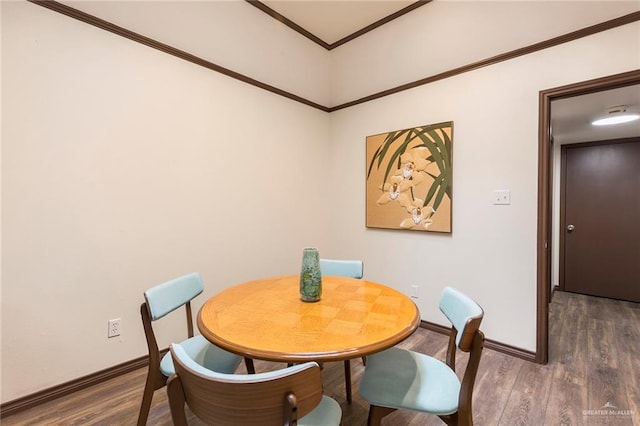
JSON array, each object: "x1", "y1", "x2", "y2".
[{"x1": 3, "y1": 291, "x2": 639, "y2": 425}]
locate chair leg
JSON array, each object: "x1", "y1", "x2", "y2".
[
  {"x1": 137, "y1": 369, "x2": 158, "y2": 426},
  {"x1": 439, "y1": 412, "x2": 463, "y2": 426},
  {"x1": 367, "y1": 405, "x2": 396, "y2": 426},
  {"x1": 137, "y1": 365, "x2": 167, "y2": 426},
  {"x1": 137, "y1": 380, "x2": 154, "y2": 426},
  {"x1": 244, "y1": 357, "x2": 255, "y2": 374},
  {"x1": 167, "y1": 375, "x2": 188, "y2": 426},
  {"x1": 343, "y1": 360, "x2": 352, "y2": 403},
  {"x1": 361, "y1": 356, "x2": 367, "y2": 366}
]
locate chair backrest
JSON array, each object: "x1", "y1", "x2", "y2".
[
  {"x1": 437, "y1": 287, "x2": 484, "y2": 425},
  {"x1": 138, "y1": 273, "x2": 209, "y2": 426},
  {"x1": 438, "y1": 286, "x2": 484, "y2": 351},
  {"x1": 140, "y1": 273, "x2": 204, "y2": 378},
  {"x1": 144, "y1": 272, "x2": 204, "y2": 321},
  {"x1": 167, "y1": 343, "x2": 324, "y2": 426},
  {"x1": 319, "y1": 259, "x2": 364, "y2": 279}
]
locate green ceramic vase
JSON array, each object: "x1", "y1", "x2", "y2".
[{"x1": 300, "y1": 247, "x2": 322, "y2": 302}]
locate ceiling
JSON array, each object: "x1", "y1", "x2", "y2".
[
  {"x1": 260, "y1": 1, "x2": 639, "y2": 144},
  {"x1": 262, "y1": 0, "x2": 416, "y2": 45},
  {"x1": 551, "y1": 84, "x2": 640, "y2": 145}
]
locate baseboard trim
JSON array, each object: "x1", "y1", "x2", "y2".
[
  {"x1": 2, "y1": 324, "x2": 535, "y2": 418},
  {"x1": 0, "y1": 354, "x2": 150, "y2": 418},
  {"x1": 420, "y1": 320, "x2": 537, "y2": 363}
]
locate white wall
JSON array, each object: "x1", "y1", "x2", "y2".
[
  {"x1": 552, "y1": 143, "x2": 562, "y2": 289},
  {"x1": 1, "y1": 1, "x2": 331, "y2": 402},
  {"x1": 329, "y1": 1, "x2": 640, "y2": 106},
  {"x1": 63, "y1": 0, "x2": 332, "y2": 107},
  {"x1": 328, "y1": 23, "x2": 640, "y2": 351},
  {"x1": 2, "y1": 0, "x2": 639, "y2": 405},
  {"x1": 0, "y1": 0, "x2": 4, "y2": 403}
]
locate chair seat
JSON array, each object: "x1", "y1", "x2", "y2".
[
  {"x1": 359, "y1": 347, "x2": 461, "y2": 416},
  {"x1": 160, "y1": 334, "x2": 242, "y2": 377},
  {"x1": 298, "y1": 395, "x2": 342, "y2": 426}
]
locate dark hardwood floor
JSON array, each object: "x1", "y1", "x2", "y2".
[{"x1": 3, "y1": 291, "x2": 639, "y2": 425}]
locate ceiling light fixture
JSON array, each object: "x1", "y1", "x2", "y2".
[{"x1": 592, "y1": 105, "x2": 640, "y2": 126}]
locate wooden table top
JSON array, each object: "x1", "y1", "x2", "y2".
[{"x1": 197, "y1": 275, "x2": 420, "y2": 363}]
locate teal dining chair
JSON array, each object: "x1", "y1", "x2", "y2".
[
  {"x1": 359, "y1": 286, "x2": 485, "y2": 426},
  {"x1": 320, "y1": 258, "x2": 364, "y2": 279},
  {"x1": 319, "y1": 258, "x2": 364, "y2": 403},
  {"x1": 137, "y1": 272, "x2": 253, "y2": 426},
  {"x1": 167, "y1": 342, "x2": 342, "y2": 426}
]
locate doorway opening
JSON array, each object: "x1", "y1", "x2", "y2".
[{"x1": 536, "y1": 69, "x2": 640, "y2": 364}]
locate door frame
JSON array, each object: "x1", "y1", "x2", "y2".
[{"x1": 536, "y1": 69, "x2": 640, "y2": 364}]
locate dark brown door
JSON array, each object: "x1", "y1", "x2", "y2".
[{"x1": 561, "y1": 139, "x2": 640, "y2": 302}]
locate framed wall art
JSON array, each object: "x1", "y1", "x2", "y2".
[{"x1": 366, "y1": 121, "x2": 453, "y2": 233}]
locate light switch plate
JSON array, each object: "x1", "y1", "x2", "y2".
[{"x1": 493, "y1": 190, "x2": 511, "y2": 205}]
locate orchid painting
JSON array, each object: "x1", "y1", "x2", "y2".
[{"x1": 366, "y1": 122, "x2": 453, "y2": 233}]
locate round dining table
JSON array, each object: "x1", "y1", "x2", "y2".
[{"x1": 197, "y1": 274, "x2": 420, "y2": 363}]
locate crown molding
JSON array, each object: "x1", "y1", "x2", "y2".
[
  {"x1": 246, "y1": 0, "x2": 432, "y2": 51},
  {"x1": 24, "y1": 2, "x2": 640, "y2": 113}
]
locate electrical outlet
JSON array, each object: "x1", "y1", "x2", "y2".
[
  {"x1": 411, "y1": 285, "x2": 419, "y2": 299},
  {"x1": 108, "y1": 318, "x2": 121, "y2": 338}
]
